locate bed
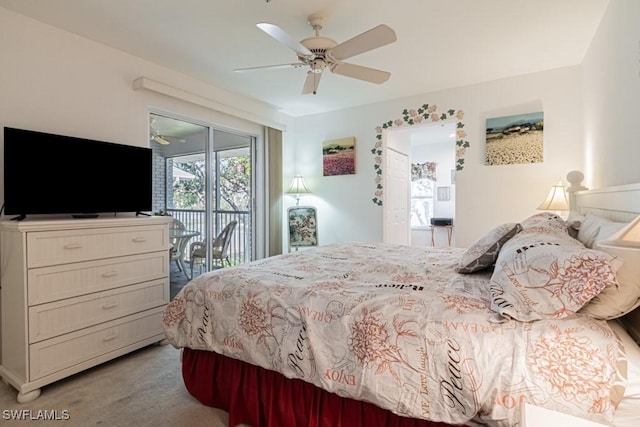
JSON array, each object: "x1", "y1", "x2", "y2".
[{"x1": 162, "y1": 179, "x2": 640, "y2": 427}]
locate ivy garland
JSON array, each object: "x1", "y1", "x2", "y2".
[{"x1": 371, "y1": 104, "x2": 470, "y2": 206}]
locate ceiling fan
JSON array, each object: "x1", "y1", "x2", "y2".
[
  {"x1": 235, "y1": 14, "x2": 397, "y2": 95},
  {"x1": 151, "y1": 134, "x2": 185, "y2": 145},
  {"x1": 150, "y1": 118, "x2": 186, "y2": 145}
]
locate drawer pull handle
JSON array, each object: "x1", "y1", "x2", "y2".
[
  {"x1": 63, "y1": 243, "x2": 83, "y2": 250},
  {"x1": 132, "y1": 237, "x2": 147, "y2": 243},
  {"x1": 102, "y1": 332, "x2": 119, "y2": 342},
  {"x1": 101, "y1": 271, "x2": 118, "y2": 278},
  {"x1": 101, "y1": 302, "x2": 119, "y2": 309}
]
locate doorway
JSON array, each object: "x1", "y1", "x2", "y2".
[
  {"x1": 149, "y1": 112, "x2": 255, "y2": 294},
  {"x1": 383, "y1": 122, "x2": 457, "y2": 247}
]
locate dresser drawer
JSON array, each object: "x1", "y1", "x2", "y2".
[
  {"x1": 28, "y1": 279, "x2": 168, "y2": 343},
  {"x1": 28, "y1": 251, "x2": 168, "y2": 305},
  {"x1": 29, "y1": 308, "x2": 165, "y2": 380},
  {"x1": 26, "y1": 225, "x2": 169, "y2": 268}
]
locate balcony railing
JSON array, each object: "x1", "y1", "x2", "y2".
[{"x1": 165, "y1": 208, "x2": 251, "y2": 267}]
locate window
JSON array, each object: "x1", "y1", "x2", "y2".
[
  {"x1": 410, "y1": 178, "x2": 434, "y2": 228},
  {"x1": 410, "y1": 161, "x2": 437, "y2": 228}
]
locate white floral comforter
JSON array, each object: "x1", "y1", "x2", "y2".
[{"x1": 162, "y1": 242, "x2": 626, "y2": 426}]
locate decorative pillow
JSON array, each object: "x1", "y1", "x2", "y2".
[
  {"x1": 594, "y1": 221, "x2": 627, "y2": 246},
  {"x1": 490, "y1": 230, "x2": 622, "y2": 321},
  {"x1": 578, "y1": 242, "x2": 640, "y2": 319},
  {"x1": 456, "y1": 223, "x2": 522, "y2": 273},
  {"x1": 577, "y1": 213, "x2": 627, "y2": 248},
  {"x1": 520, "y1": 212, "x2": 568, "y2": 235}
]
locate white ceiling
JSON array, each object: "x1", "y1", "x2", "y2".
[{"x1": 0, "y1": 0, "x2": 610, "y2": 117}]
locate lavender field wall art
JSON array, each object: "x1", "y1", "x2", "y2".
[
  {"x1": 323, "y1": 137, "x2": 356, "y2": 176},
  {"x1": 485, "y1": 112, "x2": 544, "y2": 165}
]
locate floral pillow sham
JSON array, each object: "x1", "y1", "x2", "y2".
[
  {"x1": 456, "y1": 222, "x2": 522, "y2": 273},
  {"x1": 579, "y1": 242, "x2": 640, "y2": 319},
  {"x1": 489, "y1": 229, "x2": 622, "y2": 322},
  {"x1": 519, "y1": 211, "x2": 568, "y2": 235}
]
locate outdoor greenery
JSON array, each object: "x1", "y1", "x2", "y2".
[{"x1": 171, "y1": 154, "x2": 251, "y2": 212}]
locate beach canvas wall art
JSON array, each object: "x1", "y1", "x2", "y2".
[
  {"x1": 323, "y1": 137, "x2": 356, "y2": 176},
  {"x1": 485, "y1": 112, "x2": 544, "y2": 165}
]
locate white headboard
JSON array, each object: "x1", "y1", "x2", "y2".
[{"x1": 573, "y1": 182, "x2": 640, "y2": 223}]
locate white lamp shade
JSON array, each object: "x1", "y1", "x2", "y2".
[
  {"x1": 601, "y1": 215, "x2": 640, "y2": 248},
  {"x1": 287, "y1": 175, "x2": 311, "y2": 195},
  {"x1": 537, "y1": 183, "x2": 569, "y2": 211}
]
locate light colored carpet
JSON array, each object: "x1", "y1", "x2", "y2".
[{"x1": 0, "y1": 343, "x2": 229, "y2": 426}]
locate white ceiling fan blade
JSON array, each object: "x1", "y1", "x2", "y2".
[
  {"x1": 302, "y1": 71, "x2": 322, "y2": 95},
  {"x1": 153, "y1": 135, "x2": 171, "y2": 145},
  {"x1": 234, "y1": 62, "x2": 306, "y2": 72},
  {"x1": 331, "y1": 63, "x2": 391, "y2": 84},
  {"x1": 165, "y1": 135, "x2": 186, "y2": 143},
  {"x1": 327, "y1": 24, "x2": 397, "y2": 61},
  {"x1": 256, "y1": 23, "x2": 312, "y2": 57}
]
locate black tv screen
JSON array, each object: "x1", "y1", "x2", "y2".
[{"x1": 3, "y1": 127, "x2": 152, "y2": 217}]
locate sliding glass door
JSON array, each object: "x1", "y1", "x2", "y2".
[{"x1": 150, "y1": 112, "x2": 255, "y2": 280}]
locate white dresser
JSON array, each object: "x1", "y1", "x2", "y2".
[{"x1": 0, "y1": 216, "x2": 172, "y2": 403}]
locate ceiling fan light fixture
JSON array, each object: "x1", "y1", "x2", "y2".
[{"x1": 310, "y1": 58, "x2": 326, "y2": 73}]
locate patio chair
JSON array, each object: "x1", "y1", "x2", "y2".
[
  {"x1": 169, "y1": 218, "x2": 190, "y2": 275},
  {"x1": 189, "y1": 220, "x2": 238, "y2": 278}
]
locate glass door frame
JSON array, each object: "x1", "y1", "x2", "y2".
[{"x1": 150, "y1": 109, "x2": 257, "y2": 277}]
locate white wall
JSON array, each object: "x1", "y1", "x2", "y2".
[
  {"x1": 4, "y1": 1, "x2": 637, "y2": 252},
  {"x1": 289, "y1": 66, "x2": 585, "y2": 247},
  {"x1": 0, "y1": 7, "x2": 277, "y2": 218},
  {"x1": 582, "y1": 0, "x2": 640, "y2": 189},
  {"x1": 282, "y1": 0, "x2": 639, "y2": 249}
]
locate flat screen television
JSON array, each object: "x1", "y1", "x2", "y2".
[{"x1": 3, "y1": 127, "x2": 152, "y2": 219}]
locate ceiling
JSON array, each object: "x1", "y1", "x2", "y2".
[{"x1": 0, "y1": 0, "x2": 610, "y2": 117}]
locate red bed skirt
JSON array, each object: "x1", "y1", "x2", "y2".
[{"x1": 182, "y1": 348, "x2": 465, "y2": 427}]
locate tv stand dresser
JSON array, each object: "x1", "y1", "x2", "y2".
[{"x1": 0, "y1": 216, "x2": 172, "y2": 403}]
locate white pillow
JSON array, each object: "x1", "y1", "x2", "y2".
[
  {"x1": 595, "y1": 222, "x2": 628, "y2": 245},
  {"x1": 577, "y1": 213, "x2": 627, "y2": 248}
]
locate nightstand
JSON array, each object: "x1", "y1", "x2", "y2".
[{"x1": 521, "y1": 403, "x2": 608, "y2": 426}]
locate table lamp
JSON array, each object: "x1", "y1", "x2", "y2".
[
  {"x1": 287, "y1": 175, "x2": 311, "y2": 206},
  {"x1": 537, "y1": 179, "x2": 569, "y2": 217}
]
